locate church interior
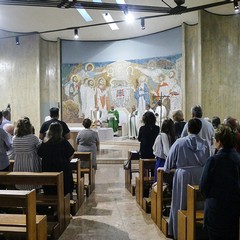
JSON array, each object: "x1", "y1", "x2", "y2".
[{"x1": 0, "y1": 1, "x2": 239, "y2": 240}]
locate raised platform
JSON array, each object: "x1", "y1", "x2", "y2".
[{"x1": 97, "y1": 137, "x2": 140, "y2": 164}]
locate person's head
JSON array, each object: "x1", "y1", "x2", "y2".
[
  {"x1": 215, "y1": 124, "x2": 236, "y2": 149},
  {"x1": 95, "y1": 106, "x2": 99, "y2": 111},
  {"x1": 158, "y1": 74, "x2": 165, "y2": 82},
  {"x1": 145, "y1": 104, "x2": 151, "y2": 110},
  {"x1": 82, "y1": 118, "x2": 92, "y2": 129},
  {"x1": 45, "y1": 122, "x2": 63, "y2": 143},
  {"x1": 172, "y1": 110, "x2": 184, "y2": 122},
  {"x1": 15, "y1": 118, "x2": 32, "y2": 137},
  {"x1": 23, "y1": 116, "x2": 35, "y2": 134},
  {"x1": 132, "y1": 105, "x2": 136, "y2": 112},
  {"x1": 188, "y1": 118, "x2": 202, "y2": 135},
  {"x1": 226, "y1": 117, "x2": 239, "y2": 132},
  {"x1": 2, "y1": 110, "x2": 10, "y2": 120},
  {"x1": 161, "y1": 118, "x2": 175, "y2": 145},
  {"x1": 142, "y1": 111, "x2": 156, "y2": 126},
  {"x1": 157, "y1": 100, "x2": 162, "y2": 106},
  {"x1": 50, "y1": 107, "x2": 59, "y2": 119},
  {"x1": 169, "y1": 70, "x2": 176, "y2": 79},
  {"x1": 3, "y1": 123, "x2": 14, "y2": 136},
  {"x1": 139, "y1": 75, "x2": 146, "y2": 83},
  {"x1": 110, "y1": 105, "x2": 114, "y2": 111},
  {"x1": 191, "y1": 105, "x2": 202, "y2": 118},
  {"x1": 98, "y1": 77, "x2": 105, "y2": 86},
  {"x1": 86, "y1": 63, "x2": 94, "y2": 72},
  {"x1": 212, "y1": 116, "x2": 221, "y2": 129},
  {"x1": 88, "y1": 79, "x2": 94, "y2": 87}
]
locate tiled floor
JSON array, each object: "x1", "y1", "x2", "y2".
[{"x1": 59, "y1": 138, "x2": 171, "y2": 240}]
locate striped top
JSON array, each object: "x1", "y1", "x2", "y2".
[{"x1": 12, "y1": 134, "x2": 42, "y2": 190}]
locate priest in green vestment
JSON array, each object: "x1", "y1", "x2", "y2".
[{"x1": 107, "y1": 105, "x2": 119, "y2": 134}]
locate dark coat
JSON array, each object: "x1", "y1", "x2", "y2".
[{"x1": 200, "y1": 148, "x2": 240, "y2": 239}]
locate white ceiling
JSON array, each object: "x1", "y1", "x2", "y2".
[{"x1": 0, "y1": 0, "x2": 237, "y2": 42}]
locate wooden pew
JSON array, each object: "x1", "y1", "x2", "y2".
[
  {"x1": 178, "y1": 185, "x2": 205, "y2": 240},
  {"x1": 70, "y1": 158, "x2": 84, "y2": 215},
  {"x1": 151, "y1": 169, "x2": 172, "y2": 233},
  {"x1": 73, "y1": 152, "x2": 95, "y2": 197},
  {"x1": 135, "y1": 159, "x2": 156, "y2": 211},
  {"x1": 125, "y1": 151, "x2": 139, "y2": 196},
  {"x1": 0, "y1": 189, "x2": 47, "y2": 240},
  {"x1": 0, "y1": 172, "x2": 68, "y2": 240}
]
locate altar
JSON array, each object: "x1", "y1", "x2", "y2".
[{"x1": 68, "y1": 126, "x2": 114, "y2": 150}]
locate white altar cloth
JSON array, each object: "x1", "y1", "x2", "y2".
[{"x1": 69, "y1": 127, "x2": 114, "y2": 142}]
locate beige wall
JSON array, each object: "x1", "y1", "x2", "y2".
[
  {"x1": 183, "y1": 23, "x2": 200, "y2": 120},
  {"x1": 184, "y1": 11, "x2": 240, "y2": 122},
  {"x1": 39, "y1": 38, "x2": 60, "y2": 126},
  {"x1": 0, "y1": 32, "x2": 59, "y2": 134}
]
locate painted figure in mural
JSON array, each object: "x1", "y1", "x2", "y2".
[
  {"x1": 134, "y1": 75, "x2": 150, "y2": 117},
  {"x1": 107, "y1": 105, "x2": 119, "y2": 134},
  {"x1": 128, "y1": 105, "x2": 140, "y2": 139},
  {"x1": 167, "y1": 70, "x2": 182, "y2": 118},
  {"x1": 84, "y1": 79, "x2": 96, "y2": 119},
  {"x1": 85, "y1": 63, "x2": 95, "y2": 78},
  {"x1": 152, "y1": 73, "x2": 171, "y2": 117},
  {"x1": 96, "y1": 77, "x2": 108, "y2": 110},
  {"x1": 135, "y1": 63, "x2": 164, "y2": 83},
  {"x1": 92, "y1": 106, "x2": 103, "y2": 126},
  {"x1": 154, "y1": 100, "x2": 167, "y2": 128},
  {"x1": 79, "y1": 78, "x2": 89, "y2": 118}
]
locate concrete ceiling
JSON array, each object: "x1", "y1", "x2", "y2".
[{"x1": 0, "y1": 0, "x2": 237, "y2": 41}]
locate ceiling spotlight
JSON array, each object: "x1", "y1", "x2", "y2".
[
  {"x1": 174, "y1": 0, "x2": 185, "y2": 6},
  {"x1": 74, "y1": 29, "x2": 79, "y2": 39},
  {"x1": 234, "y1": 0, "x2": 239, "y2": 12},
  {"x1": 15, "y1": 36, "x2": 20, "y2": 45},
  {"x1": 141, "y1": 18, "x2": 145, "y2": 30}
]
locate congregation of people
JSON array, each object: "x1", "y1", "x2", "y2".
[
  {"x1": 136, "y1": 105, "x2": 240, "y2": 240},
  {"x1": 0, "y1": 107, "x2": 100, "y2": 198},
  {"x1": 0, "y1": 102, "x2": 239, "y2": 240}
]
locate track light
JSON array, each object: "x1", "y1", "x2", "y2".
[
  {"x1": 15, "y1": 36, "x2": 20, "y2": 45},
  {"x1": 141, "y1": 18, "x2": 145, "y2": 30},
  {"x1": 123, "y1": 6, "x2": 134, "y2": 23},
  {"x1": 234, "y1": 0, "x2": 239, "y2": 12},
  {"x1": 74, "y1": 28, "x2": 79, "y2": 39}
]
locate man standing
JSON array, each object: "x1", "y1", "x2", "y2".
[
  {"x1": 39, "y1": 107, "x2": 70, "y2": 140},
  {"x1": 107, "y1": 105, "x2": 119, "y2": 135},
  {"x1": 0, "y1": 112, "x2": 12, "y2": 172},
  {"x1": 0, "y1": 110, "x2": 11, "y2": 128},
  {"x1": 154, "y1": 100, "x2": 167, "y2": 128},
  {"x1": 128, "y1": 105, "x2": 139, "y2": 139},
  {"x1": 181, "y1": 105, "x2": 214, "y2": 154}
]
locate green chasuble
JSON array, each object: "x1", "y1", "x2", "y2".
[{"x1": 107, "y1": 109, "x2": 119, "y2": 133}]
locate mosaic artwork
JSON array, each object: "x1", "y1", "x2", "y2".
[{"x1": 61, "y1": 54, "x2": 182, "y2": 123}]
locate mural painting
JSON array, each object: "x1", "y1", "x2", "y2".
[{"x1": 61, "y1": 54, "x2": 182, "y2": 123}]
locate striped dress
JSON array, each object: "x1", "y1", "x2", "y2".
[{"x1": 13, "y1": 134, "x2": 42, "y2": 190}]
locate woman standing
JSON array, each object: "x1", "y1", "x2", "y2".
[
  {"x1": 138, "y1": 111, "x2": 159, "y2": 159},
  {"x1": 38, "y1": 122, "x2": 74, "y2": 195},
  {"x1": 153, "y1": 118, "x2": 175, "y2": 182},
  {"x1": 200, "y1": 124, "x2": 240, "y2": 240},
  {"x1": 76, "y1": 118, "x2": 100, "y2": 169},
  {"x1": 13, "y1": 118, "x2": 41, "y2": 190}
]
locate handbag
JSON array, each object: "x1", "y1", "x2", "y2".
[
  {"x1": 129, "y1": 150, "x2": 140, "y2": 160},
  {"x1": 123, "y1": 150, "x2": 140, "y2": 170},
  {"x1": 123, "y1": 160, "x2": 130, "y2": 170}
]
